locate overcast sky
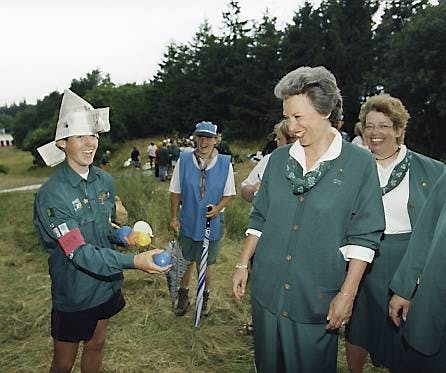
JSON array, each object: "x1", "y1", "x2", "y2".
[{"x1": 0, "y1": 0, "x2": 324, "y2": 106}]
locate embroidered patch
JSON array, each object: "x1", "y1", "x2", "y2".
[
  {"x1": 72, "y1": 198, "x2": 82, "y2": 211},
  {"x1": 98, "y1": 191, "x2": 109, "y2": 204},
  {"x1": 58, "y1": 223, "x2": 70, "y2": 236},
  {"x1": 52, "y1": 227, "x2": 62, "y2": 238},
  {"x1": 58, "y1": 227, "x2": 86, "y2": 256}
]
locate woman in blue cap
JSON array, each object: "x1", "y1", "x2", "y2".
[{"x1": 169, "y1": 121, "x2": 236, "y2": 317}]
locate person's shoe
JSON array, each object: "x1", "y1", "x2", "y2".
[
  {"x1": 175, "y1": 287, "x2": 190, "y2": 316},
  {"x1": 202, "y1": 290, "x2": 211, "y2": 317}
]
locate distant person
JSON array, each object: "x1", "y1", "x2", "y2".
[
  {"x1": 216, "y1": 133, "x2": 232, "y2": 158},
  {"x1": 345, "y1": 94, "x2": 445, "y2": 373},
  {"x1": 241, "y1": 120, "x2": 296, "y2": 203},
  {"x1": 147, "y1": 142, "x2": 157, "y2": 169},
  {"x1": 158, "y1": 141, "x2": 170, "y2": 182},
  {"x1": 170, "y1": 121, "x2": 236, "y2": 317},
  {"x1": 154, "y1": 143, "x2": 162, "y2": 177},
  {"x1": 261, "y1": 131, "x2": 277, "y2": 156},
  {"x1": 34, "y1": 89, "x2": 169, "y2": 373},
  {"x1": 334, "y1": 115, "x2": 351, "y2": 141},
  {"x1": 130, "y1": 146, "x2": 141, "y2": 169},
  {"x1": 99, "y1": 150, "x2": 111, "y2": 169},
  {"x1": 351, "y1": 121, "x2": 367, "y2": 148},
  {"x1": 168, "y1": 140, "x2": 180, "y2": 177}
]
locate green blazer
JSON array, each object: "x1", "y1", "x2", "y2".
[
  {"x1": 406, "y1": 150, "x2": 445, "y2": 226},
  {"x1": 249, "y1": 141, "x2": 385, "y2": 323},
  {"x1": 391, "y1": 169, "x2": 446, "y2": 355}
]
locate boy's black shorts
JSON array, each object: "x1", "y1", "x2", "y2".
[{"x1": 51, "y1": 290, "x2": 125, "y2": 342}]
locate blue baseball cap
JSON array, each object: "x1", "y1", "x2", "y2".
[{"x1": 193, "y1": 121, "x2": 218, "y2": 138}]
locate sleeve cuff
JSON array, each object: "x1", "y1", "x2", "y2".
[
  {"x1": 245, "y1": 228, "x2": 262, "y2": 238},
  {"x1": 116, "y1": 252, "x2": 135, "y2": 269},
  {"x1": 339, "y1": 244, "x2": 375, "y2": 263}
]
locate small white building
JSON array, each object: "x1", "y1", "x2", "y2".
[{"x1": 0, "y1": 128, "x2": 14, "y2": 147}]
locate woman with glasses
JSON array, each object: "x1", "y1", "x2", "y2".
[
  {"x1": 169, "y1": 121, "x2": 236, "y2": 317},
  {"x1": 232, "y1": 66, "x2": 386, "y2": 372},
  {"x1": 345, "y1": 94, "x2": 445, "y2": 372}
]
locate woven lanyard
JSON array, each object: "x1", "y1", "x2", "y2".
[
  {"x1": 193, "y1": 151, "x2": 208, "y2": 199},
  {"x1": 286, "y1": 156, "x2": 333, "y2": 195},
  {"x1": 381, "y1": 151, "x2": 412, "y2": 195}
]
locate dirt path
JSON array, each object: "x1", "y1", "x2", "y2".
[{"x1": 0, "y1": 184, "x2": 42, "y2": 193}]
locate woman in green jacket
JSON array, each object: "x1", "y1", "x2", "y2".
[
  {"x1": 345, "y1": 94, "x2": 445, "y2": 372},
  {"x1": 389, "y1": 170, "x2": 446, "y2": 372},
  {"x1": 232, "y1": 66, "x2": 385, "y2": 372}
]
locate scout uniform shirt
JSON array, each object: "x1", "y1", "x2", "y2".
[
  {"x1": 34, "y1": 161, "x2": 135, "y2": 312},
  {"x1": 249, "y1": 141, "x2": 385, "y2": 323}
]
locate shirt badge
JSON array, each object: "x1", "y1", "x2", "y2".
[
  {"x1": 72, "y1": 198, "x2": 82, "y2": 211},
  {"x1": 98, "y1": 191, "x2": 109, "y2": 204}
]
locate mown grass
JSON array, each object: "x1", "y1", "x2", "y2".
[
  {"x1": 0, "y1": 147, "x2": 53, "y2": 189},
  {"x1": 0, "y1": 140, "x2": 387, "y2": 372}
]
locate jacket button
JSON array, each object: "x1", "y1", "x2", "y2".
[
  {"x1": 284, "y1": 283, "x2": 290, "y2": 289},
  {"x1": 282, "y1": 310, "x2": 288, "y2": 317},
  {"x1": 292, "y1": 224, "x2": 299, "y2": 231},
  {"x1": 286, "y1": 255, "x2": 292, "y2": 261},
  {"x1": 299, "y1": 196, "x2": 305, "y2": 203}
]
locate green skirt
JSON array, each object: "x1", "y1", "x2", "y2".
[
  {"x1": 252, "y1": 297, "x2": 338, "y2": 372},
  {"x1": 346, "y1": 232, "x2": 411, "y2": 370}
]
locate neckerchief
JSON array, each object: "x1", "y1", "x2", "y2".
[
  {"x1": 286, "y1": 156, "x2": 333, "y2": 195},
  {"x1": 193, "y1": 150, "x2": 208, "y2": 199},
  {"x1": 381, "y1": 151, "x2": 412, "y2": 195}
]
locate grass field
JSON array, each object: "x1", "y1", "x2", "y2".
[{"x1": 0, "y1": 144, "x2": 388, "y2": 372}]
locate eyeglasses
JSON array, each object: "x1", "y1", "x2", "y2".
[{"x1": 364, "y1": 123, "x2": 394, "y2": 132}]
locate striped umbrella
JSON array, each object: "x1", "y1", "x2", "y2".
[{"x1": 194, "y1": 214, "x2": 211, "y2": 327}]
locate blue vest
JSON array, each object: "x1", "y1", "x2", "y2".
[{"x1": 179, "y1": 151, "x2": 230, "y2": 241}]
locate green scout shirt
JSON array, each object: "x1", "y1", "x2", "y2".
[
  {"x1": 391, "y1": 170, "x2": 446, "y2": 355},
  {"x1": 249, "y1": 141, "x2": 385, "y2": 323},
  {"x1": 34, "y1": 161, "x2": 135, "y2": 312}
]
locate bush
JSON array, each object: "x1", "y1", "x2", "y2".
[{"x1": 0, "y1": 164, "x2": 9, "y2": 174}]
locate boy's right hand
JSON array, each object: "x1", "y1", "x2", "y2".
[{"x1": 134, "y1": 249, "x2": 172, "y2": 274}]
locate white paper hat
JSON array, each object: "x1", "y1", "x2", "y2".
[{"x1": 37, "y1": 89, "x2": 110, "y2": 167}]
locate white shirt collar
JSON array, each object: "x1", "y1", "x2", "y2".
[
  {"x1": 289, "y1": 127, "x2": 342, "y2": 174},
  {"x1": 79, "y1": 170, "x2": 89, "y2": 180}
]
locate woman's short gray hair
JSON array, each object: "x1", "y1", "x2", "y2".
[{"x1": 274, "y1": 66, "x2": 343, "y2": 124}]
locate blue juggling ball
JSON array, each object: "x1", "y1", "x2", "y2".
[
  {"x1": 117, "y1": 225, "x2": 132, "y2": 243},
  {"x1": 153, "y1": 251, "x2": 172, "y2": 267}
]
